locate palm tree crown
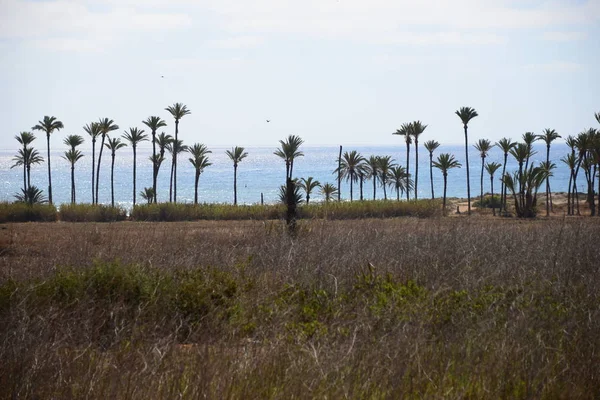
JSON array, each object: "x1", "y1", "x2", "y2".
[
  {"x1": 409, "y1": 120, "x2": 427, "y2": 200},
  {"x1": 298, "y1": 177, "x2": 321, "y2": 204},
  {"x1": 274, "y1": 135, "x2": 304, "y2": 180},
  {"x1": 32, "y1": 115, "x2": 64, "y2": 205},
  {"x1": 455, "y1": 106, "x2": 478, "y2": 215},
  {"x1": 334, "y1": 150, "x2": 365, "y2": 202}
]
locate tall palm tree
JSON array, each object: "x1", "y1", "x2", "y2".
[
  {"x1": 14, "y1": 132, "x2": 36, "y2": 193},
  {"x1": 105, "y1": 137, "x2": 127, "y2": 207},
  {"x1": 298, "y1": 177, "x2": 321, "y2": 204},
  {"x1": 377, "y1": 155, "x2": 395, "y2": 200},
  {"x1": 334, "y1": 150, "x2": 365, "y2": 202},
  {"x1": 320, "y1": 183, "x2": 338, "y2": 202},
  {"x1": 83, "y1": 122, "x2": 101, "y2": 204},
  {"x1": 140, "y1": 187, "x2": 155, "y2": 205},
  {"x1": 32, "y1": 116, "x2": 64, "y2": 205},
  {"x1": 225, "y1": 146, "x2": 248, "y2": 205},
  {"x1": 389, "y1": 165, "x2": 413, "y2": 201},
  {"x1": 356, "y1": 160, "x2": 368, "y2": 201},
  {"x1": 365, "y1": 155, "x2": 380, "y2": 200},
  {"x1": 564, "y1": 135, "x2": 578, "y2": 215},
  {"x1": 409, "y1": 120, "x2": 427, "y2": 199},
  {"x1": 96, "y1": 118, "x2": 119, "y2": 204},
  {"x1": 274, "y1": 135, "x2": 304, "y2": 180},
  {"x1": 522, "y1": 131, "x2": 538, "y2": 172},
  {"x1": 561, "y1": 152, "x2": 577, "y2": 216},
  {"x1": 188, "y1": 143, "x2": 212, "y2": 204},
  {"x1": 393, "y1": 123, "x2": 412, "y2": 200},
  {"x1": 122, "y1": 127, "x2": 149, "y2": 207},
  {"x1": 62, "y1": 134, "x2": 85, "y2": 204},
  {"x1": 11, "y1": 144, "x2": 44, "y2": 200},
  {"x1": 433, "y1": 153, "x2": 462, "y2": 213},
  {"x1": 150, "y1": 132, "x2": 173, "y2": 203},
  {"x1": 166, "y1": 139, "x2": 188, "y2": 202},
  {"x1": 495, "y1": 138, "x2": 517, "y2": 213},
  {"x1": 165, "y1": 103, "x2": 191, "y2": 203},
  {"x1": 484, "y1": 162, "x2": 501, "y2": 216},
  {"x1": 455, "y1": 107, "x2": 478, "y2": 215},
  {"x1": 474, "y1": 139, "x2": 493, "y2": 206},
  {"x1": 423, "y1": 140, "x2": 440, "y2": 200},
  {"x1": 537, "y1": 129, "x2": 561, "y2": 213},
  {"x1": 142, "y1": 116, "x2": 168, "y2": 203}
]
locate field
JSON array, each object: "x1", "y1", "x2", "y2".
[{"x1": 1, "y1": 217, "x2": 599, "y2": 398}]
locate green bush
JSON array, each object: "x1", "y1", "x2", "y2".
[
  {"x1": 59, "y1": 204, "x2": 128, "y2": 222},
  {"x1": 0, "y1": 202, "x2": 57, "y2": 223},
  {"x1": 474, "y1": 195, "x2": 501, "y2": 209}
]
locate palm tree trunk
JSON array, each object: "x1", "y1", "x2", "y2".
[
  {"x1": 383, "y1": 179, "x2": 387, "y2": 200},
  {"x1": 337, "y1": 145, "x2": 342, "y2": 202},
  {"x1": 490, "y1": 175, "x2": 495, "y2": 216},
  {"x1": 71, "y1": 164, "x2": 75, "y2": 204},
  {"x1": 359, "y1": 177, "x2": 364, "y2": 201},
  {"x1": 463, "y1": 125, "x2": 471, "y2": 215},
  {"x1": 442, "y1": 174, "x2": 448, "y2": 212},
  {"x1": 27, "y1": 164, "x2": 31, "y2": 192},
  {"x1": 480, "y1": 156, "x2": 484, "y2": 206},
  {"x1": 396, "y1": 187, "x2": 400, "y2": 201},
  {"x1": 414, "y1": 139, "x2": 419, "y2": 200},
  {"x1": 194, "y1": 171, "x2": 199, "y2": 204},
  {"x1": 96, "y1": 134, "x2": 106, "y2": 205},
  {"x1": 173, "y1": 120, "x2": 179, "y2": 203},
  {"x1": 350, "y1": 172, "x2": 354, "y2": 202},
  {"x1": 429, "y1": 154, "x2": 434, "y2": 199},
  {"x1": 110, "y1": 153, "x2": 115, "y2": 208},
  {"x1": 46, "y1": 133, "x2": 53, "y2": 205},
  {"x1": 132, "y1": 147, "x2": 137, "y2": 207},
  {"x1": 91, "y1": 140, "x2": 96, "y2": 204},
  {"x1": 372, "y1": 175, "x2": 376, "y2": 200},
  {"x1": 152, "y1": 131, "x2": 157, "y2": 204},
  {"x1": 290, "y1": 160, "x2": 294, "y2": 179},
  {"x1": 500, "y1": 153, "x2": 507, "y2": 213},
  {"x1": 233, "y1": 165, "x2": 238, "y2": 205},
  {"x1": 169, "y1": 161, "x2": 174, "y2": 203},
  {"x1": 573, "y1": 158, "x2": 582, "y2": 215},
  {"x1": 405, "y1": 142, "x2": 410, "y2": 201},
  {"x1": 22, "y1": 158, "x2": 27, "y2": 195},
  {"x1": 546, "y1": 145, "x2": 550, "y2": 214}
]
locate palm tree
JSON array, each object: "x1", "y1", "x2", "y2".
[
  {"x1": 433, "y1": 153, "x2": 462, "y2": 213},
  {"x1": 165, "y1": 103, "x2": 191, "y2": 203},
  {"x1": 522, "y1": 132, "x2": 538, "y2": 172},
  {"x1": 495, "y1": 138, "x2": 517, "y2": 213},
  {"x1": 537, "y1": 129, "x2": 561, "y2": 213},
  {"x1": 320, "y1": 183, "x2": 338, "y2": 202},
  {"x1": 574, "y1": 129, "x2": 597, "y2": 216},
  {"x1": 140, "y1": 188, "x2": 155, "y2": 205},
  {"x1": 105, "y1": 137, "x2": 127, "y2": 207},
  {"x1": 122, "y1": 128, "x2": 149, "y2": 207},
  {"x1": 188, "y1": 144, "x2": 212, "y2": 204},
  {"x1": 334, "y1": 150, "x2": 365, "y2": 202},
  {"x1": 423, "y1": 140, "x2": 440, "y2": 199},
  {"x1": 14, "y1": 132, "x2": 36, "y2": 193},
  {"x1": 455, "y1": 107, "x2": 478, "y2": 215},
  {"x1": 142, "y1": 116, "x2": 168, "y2": 203},
  {"x1": 502, "y1": 165, "x2": 548, "y2": 218},
  {"x1": 484, "y1": 162, "x2": 501, "y2": 216},
  {"x1": 565, "y1": 135, "x2": 578, "y2": 215},
  {"x1": 539, "y1": 161, "x2": 557, "y2": 217},
  {"x1": 15, "y1": 185, "x2": 47, "y2": 205},
  {"x1": 274, "y1": 135, "x2": 304, "y2": 180},
  {"x1": 96, "y1": 118, "x2": 119, "y2": 204},
  {"x1": 377, "y1": 155, "x2": 395, "y2": 200},
  {"x1": 409, "y1": 120, "x2": 427, "y2": 199},
  {"x1": 298, "y1": 177, "x2": 321, "y2": 204},
  {"x1": 392, "y1": 123, "x2": 412, "y2": 200},
  {"x1": 153, "y1": 132, "x2": 174, "y2": 202},
  {"x1": 62, "y1": 135, "x2": 84, "y2": 204},
  {"x1": 32, "y1": 116, "x2": 64, "y2": 205},
  {"x1": 561, "y1": 152, "x2": 577, "y2": 216},
  {"x1": 83, "y1": 122, "x2": 101, "y2": 203},
  {"x1": 474, "y1": 139, "x2": 493, "y2": 206},
  {"x1": 509, "y1": 143, "x2": 530, "y2": 197},
  {"x1": 356, "y1": 161, "x2": 368, "y2": 201},
  {"x1": 364, "y1": 155, "x2": 380, "y2": 200},
  {"x1": 166, "y1": 139, "x2": 188, "y2": 202},
  {"x1": 11, "y1": 147, "x2": 44, "y2": 196},
  {"x1": 225, "y1": 146, "x2": 248, "y2": 205},
  {"x1": 389, "y1": 165, "x2": 413, "y2": 201}
]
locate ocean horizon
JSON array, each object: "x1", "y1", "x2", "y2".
[{"x1": 1, "y1": 143, "x2": 576, "y2": 209}]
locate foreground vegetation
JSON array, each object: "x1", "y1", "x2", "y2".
[{"x1": 1, "y1": 218, "x2": 598, "y2": 398}]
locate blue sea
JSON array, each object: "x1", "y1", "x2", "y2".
[{"x1": 0, "y1": 144, "x2": 575, "y2": 209}]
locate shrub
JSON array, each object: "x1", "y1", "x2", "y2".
[
  {"x1": 59, "y1": 204, "x2": 127, "y2": 222},
  {"x1": 0, "y1": 202, "x2": 57, "y2": 223},
  {"x1": 473, "y1": 195, "x2": 501, "y2": 209}
]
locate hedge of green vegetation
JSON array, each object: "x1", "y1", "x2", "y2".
[{"x1": 0, "y1": 202, "x2": 57, "y2": 223}]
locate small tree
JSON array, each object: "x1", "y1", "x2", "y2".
[
  {"x1": 298, "y1": 177, "x2": 321, "y2": 204},
  {"x1": 433, "y1": 153, "x2": 461, "y2": 213},
  {"x1": 484, "y1": 162, "x2": 502, "y2": 216},
  {"x1": 320, "y1": 183, "x2": 338, "y2": 202}
]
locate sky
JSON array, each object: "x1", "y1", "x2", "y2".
[{"x1": 1, "y1": 0, "x2": 599, "y2": 151}]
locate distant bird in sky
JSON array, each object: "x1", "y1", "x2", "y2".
[
  {"x1": 161, "y1": 75, "x2": 164, "y2": 78},
  {"x1": 266, "y1": 119, "x2": 271, "y2": 123}
]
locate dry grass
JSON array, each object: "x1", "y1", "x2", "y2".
[{"x1": 1, "y1": 217, "x2": 599, "y2": 398}]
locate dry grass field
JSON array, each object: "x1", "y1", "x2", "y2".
[{"x1": 1, "y1": 217, "x2": 599, "y2": 398}]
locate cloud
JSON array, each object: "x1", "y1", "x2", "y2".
[
  {"x1": 204, "y1": 36, "x2": 265, "y2": 49},
  {"x1": 523, "y1": 61, "x2": 584, "y2": 72},
  {"x1": 541, "y1": 31, "x2": 587, "y2": 42}
]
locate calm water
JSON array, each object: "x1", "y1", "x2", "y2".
[{"x1": 0, "y1": 144, "x2": 575, "y2": 209}]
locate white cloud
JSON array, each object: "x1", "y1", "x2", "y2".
[
  {"x1": 524, "y1": 61, "x2": 584, "y2": 72},
  {"x1": 541, "y1": 31, "x2": 587, "y2": 42}
]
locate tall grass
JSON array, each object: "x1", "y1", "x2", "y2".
[
  {"x1": 59, "y1": 203, "x2": 128, "y2": 222},
  {"x1": 1, "y1": 218, "x2": 598, "y2": 398},
  {"x1": 0, "y1": 202, "x2": 57, "y2": 223}
]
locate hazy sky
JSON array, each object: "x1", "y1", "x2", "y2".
[{"x1": 1, "y1": 0, "x2": 599, "y2": 151}]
